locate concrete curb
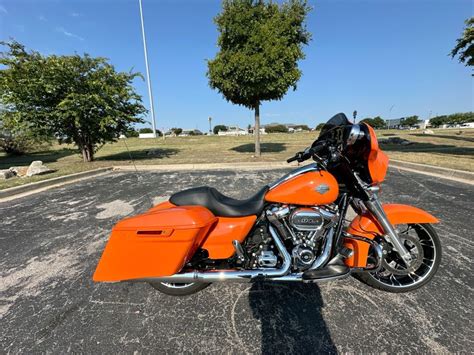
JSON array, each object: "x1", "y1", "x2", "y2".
[
  {"x1": 390, "y1": 160, "x2": 474, "y2": 185},
  {"x1": 0, "y1": 167, "x2": 113, "y2": 201},
  {"x1": 390, "y1": 159, "x2": 474, "y2": 181},
  {"x1": 1, "y1": 159, "x2": 472, "y2": 202},
  {"x1": 115, "y1": 161, "x2": 474, "y2": 183}
]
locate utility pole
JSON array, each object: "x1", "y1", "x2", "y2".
[
  {"x1": 208, "y1": 117, "x2": 212, "y2": 135},
  {"x1": 138, "y1": 0, "x2": 157, "y2": 138}
]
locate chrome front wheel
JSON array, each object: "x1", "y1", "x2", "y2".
[{"x1": 355, "y1": 223, "x2": 441, "y2": 293}]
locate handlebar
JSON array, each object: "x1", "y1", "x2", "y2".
[
  {"x1": 286, "y1": 155, "x2": 299, "y2": 163},
  {"x1": 286, "y1": 143, "x2": 325, "y2": 164}
]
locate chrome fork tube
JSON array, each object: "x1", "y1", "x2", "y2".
[{"x1": 364, "y1": 195, "x2": 412, "y2": 266}]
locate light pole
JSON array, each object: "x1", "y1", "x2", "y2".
[
  {"x1": 208, "y1": 116, "x2": 212, "y2": 135},
  {"x1": 138, "y1": 0, "x2": 157, "y2": 138}
]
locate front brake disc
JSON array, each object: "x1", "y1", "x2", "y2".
[{"x1": 381, "y1": 233, "x2": 424, "y2": 275}]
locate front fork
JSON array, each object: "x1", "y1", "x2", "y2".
[{"x1": 364, "y1": 194, "x2": 413, "y2": 266}]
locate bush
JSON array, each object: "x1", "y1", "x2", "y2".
[
  {"x1": 0, "y1": 129, "x2": 43, "y2": 155},
  {"x1": 266, "y1": 124, "x2": 289, "y2": 133}
]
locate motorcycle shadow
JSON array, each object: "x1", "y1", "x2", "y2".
[{"x1": 248, "y1": 282, "x2": 337, "y2": 355}]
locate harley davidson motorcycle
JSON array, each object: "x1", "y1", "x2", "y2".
[{"x1": 94, "y1": 113, "x2": 441, "y2": 295}]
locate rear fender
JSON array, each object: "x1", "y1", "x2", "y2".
[{"x1": 344, "y1": 204, "x2": 439, "y2": 268}]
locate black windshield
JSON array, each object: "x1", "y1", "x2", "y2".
[{"x1": 318, "y1": 113, "x2": 351, "y2": 138}]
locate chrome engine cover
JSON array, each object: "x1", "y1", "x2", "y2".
[{"x1": 289, "y1": 208, "x2": 325, "y2": 231}]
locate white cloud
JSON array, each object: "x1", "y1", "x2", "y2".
[
  {"x1": 0, "y1": 5, "x2": 8, "y2": 14},
  {"x1": 38, "y1": 15, "x2": 47, "y2": 22},
  {"x1": 71, "y1": 12, "x2": 81, "y2": 17},
  {"x1": 56, "y1": 26, "x2": 85, "y2": 41}
]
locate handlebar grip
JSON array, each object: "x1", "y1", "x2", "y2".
[{"x1": 287, "y1": 156, "x2": 298, "y2": 163}]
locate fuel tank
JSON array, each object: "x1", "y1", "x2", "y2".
[{"x1": 265, "y1": 171, "x2": 339, "y2": 205}]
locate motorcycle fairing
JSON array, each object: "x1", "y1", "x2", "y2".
[
  {"x1": 344, "y1": 204, "x2": 439, "y2": 267},
  {"x1": 363, "y1": 123, "x2": 389, "y2": 184}
]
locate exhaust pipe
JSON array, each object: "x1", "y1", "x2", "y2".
[{"x1": 140, "y1": 225, "x2": 292, "y2": 283}]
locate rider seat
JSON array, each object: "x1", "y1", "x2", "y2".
[{"x1": 170, "y1": 186, "x2": 269, "y2": 217}]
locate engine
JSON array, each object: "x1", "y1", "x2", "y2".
[
  {"x1": 243, "y1": 205, "x2": 338, "y2": 271},
  {"x1": 274, "y1": 205, "x2": 337, "y2": 271}
]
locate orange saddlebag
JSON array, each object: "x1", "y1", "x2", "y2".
[{"x1": 93, "y1": 206, "x2": 217, "y2": 282}]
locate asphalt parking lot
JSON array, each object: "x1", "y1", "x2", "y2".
[{"x1": 1, "y1": 168, "x2": 472, "y2": 353}]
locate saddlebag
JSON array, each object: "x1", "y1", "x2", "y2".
[{"x1": 93, "y1": 206, "x2": 217, "y2": 282}]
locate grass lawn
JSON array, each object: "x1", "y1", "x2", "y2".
[{"x1": 1, "y1": 128, "x2": 473, "y2": 189}]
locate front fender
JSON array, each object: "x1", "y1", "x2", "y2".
[
  {"x1": 348, "y1": 203, "x2": 439, "y2": 236},
  {"x1": 344, "y1": 204, "x2": 439, "y2": 268}
]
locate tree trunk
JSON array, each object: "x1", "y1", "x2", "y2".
[
  {"x1": 254, "y1": 103, "x2": 261, "y2": 156},
  {"x1": 87, "y1": 143, "x2": 94, "y2": 162},
  {"x1": 81, "y1": 144, "x2": 94, "y2": 162}
]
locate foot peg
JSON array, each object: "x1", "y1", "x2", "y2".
[{"x1": 302, "y1": 264, "x2": 351, "y2": 282}]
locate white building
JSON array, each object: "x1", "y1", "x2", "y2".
[
  {"x1": 385, "y1": 118, "x2": 404, "y2": 129},
  {"x1": 416, "y1": 119, "x2": 431, "y2": 130},
  {"x1": 180, "y1": 129, "x2": 203, "y2": 136},
  {"x1": 138, "y1": 133, "x2": 156, "y2": 139},
  {"x1": 248, "y1": 126, "x2": 267, "y2": 135},
  {"x1": 217, "y1": 125, "x2": 249, "y2": 136}
]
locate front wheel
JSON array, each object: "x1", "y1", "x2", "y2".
[
  {"x1": 355, "y1": 223, "x2": 441, "y2": 293},
  {"x1": 148, "y1": 281, "x2": 211, "y2": 296}
]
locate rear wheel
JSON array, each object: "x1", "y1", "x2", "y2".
[
  {"x1": 148, "y1": 282, "x2": 211, "y2": 296},
  {"x1": 355, "y1": 223, "x2": 441, "y2": 293}
]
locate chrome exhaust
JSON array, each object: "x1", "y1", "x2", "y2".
[
  {"x1": 308, "y1": 227, "x2": 335, "y2": 270},
  {"x1": 140, "y1": 225, "x2": 292, "y2": 283}
]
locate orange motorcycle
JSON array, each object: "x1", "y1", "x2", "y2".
[{"x1": 94, "y1": 113, "x2": 441, "y2": 295}]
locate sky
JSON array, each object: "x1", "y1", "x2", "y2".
[{"x1": 0, "y1": 0, "x2": 472, "y2": 132}]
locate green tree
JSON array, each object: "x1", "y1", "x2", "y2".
[
  {"x1": 0, "y1": 113, "x2": 46, "y2": 154},
  {"x1": 265, "y1": 124, "x2": 289, "y2": 133},
  {"x1": 451, "y1": 17, "x2": 474, "y2": 71},
  {"x1": 403, "y1": 115, "x2": 420, "y2": 127},
  {"x1": 315, "y1": 123, "x2": 325, "y2": 130},
  {"x1": 171, "y1": 127, "x2": 183, "y2": 136},
  {"x1": 213, "y1": 125, "x2": 228, "y2": 134},
  {"x1": 360, "y1": 116, "x2": 386, "y2": 129},
  {"x1": 125, "y1": 127, "x2": 139, "y2": 138},
  {"x1": 429, "y1": 112, "x2": 473, "y2": 127},
  {"x1": 429, "y1": 115, "x2": 448, "y2": 127},
  {"x1": 207, "y1": 0, "x2": 311, "y2": 156},
  {"x1": 0, "y1": 41, "x2": 146, "y2": 162},
  {"x1": 139, "y1": 127, "x2": 153, "y2": 133}
]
